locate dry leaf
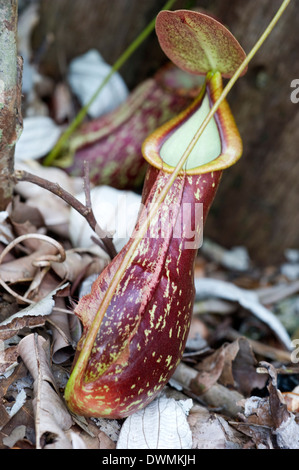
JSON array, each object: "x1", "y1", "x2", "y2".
[
  {"x1": 49, "y1": 297, "x2": 78, "y2": 364},
  {"x1": 14, "y1": 116, "x2": 62, "y2": 161},
  {"x1": 237, "y1": 362, "x2": 299, "y2": 448},
  {"x1": 116, "y1": 397, "x2": 193, "y2": 449},
  {"x1": 66, "y1": 421, "x2": 116, "y2": 449},
  {"x1": 283, "y1": 385, "x2": 299, "y2": 413},
  {"x1": 0, "y1": 283, "x2": 69, "y2": 341},
  {"x1": 191, "y1": 346, "x2": 226, "y2": 394},
  {"x1": 17, "y1": 333, "x2": 73, "y2": 449},
  {"x1": 51, "y1": 248, "x2": 108, "y2": 282},
  {"x1": 188, "y1": 404, "x2": 252, "y2": 449},
  {"x1": 195, "y1": 278, "x2": 292, "y2": 349},
  {"x1": 0, "y1": 344, "x2": 18, "y2": 375},
  {"x1": 15, "y1": 161, "x2": 82, "y2": 237},
  {"x1": 69, "y1": 185, "x2": 141, "y2": 257},
  {"x1": 172, "y1": 361, "x2": 244, "y2": 418},
  {"x1": 68, "y1": 49, "x2": 128, "y2": 118},
  {"x1": 0, "y1": 211, "x2": 13, "y2": 245},
  {"x1": 217, "y1": 338, "x2": 268, "y2": 395},
  {"x1": 201, "y1": 238, "x2": 250, "y2": 272},
  {"x1": 2, "y1": 425, "x2": 26, "y2": 448}
]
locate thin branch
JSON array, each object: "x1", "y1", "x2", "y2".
[
  {"x1": 13, "y1": 169, "x2": 118, "y2": 259},
  {"x1": 83, "y1": 161, "x2": 92, "y2": 210}
]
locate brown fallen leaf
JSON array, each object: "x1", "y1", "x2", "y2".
[
  {"x1": 236, "y1": 362, "x2": 299, "y2": 449},
  {"x1": 188, "y1": 404, "x2": 253, "y2": 449},
  {"x1": 191, "y1": 346, "x2": 226, "y2": 395},
  {"x1": 282, "y1": 385, "x2": 299, "y2": 413},
  {"x1": 0, "y1": 401, "x2": 35, "y2": 449},
  {"x1": 49, "y1": 297, "x2": 78, "y2": 364},
  {"x1": 0, "y1": 362, "x2": 35, "y2": 448},
  {"x1": 218, "y1": 337, "x2": 268, "y2": 395},
  {"x1": 66, "y1": 421, "x2": 116, "y2": 449},
  {"x1": 185, "y1": 337, "x2": 266, "y2": 397},
  {"x1": 7, "y1": 196, "x2": 45, "y2": 245},
  {"x1": 0, "y1": 283, "x2": 68, "y2": 341},
  {"x1": 51, "y1": 248, "x2": 108, "y2": 283},
  {"x1": 0, "y1": 316, "x2": 46, "y2": 342},
  {"x1": 15, "y1": 161, "x2": 82, "y2": 238},
  {"x1": 172, "y1": 361, "x2": 244, "y2": 418},
  {"x1": 0, "y1": 345, "x2": 18, "y2": 375}
]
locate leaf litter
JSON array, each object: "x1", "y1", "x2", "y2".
[
  {"x1": 2, "y1": 183, "x2": 299, "y2": 449},
  {"x1": 1, "y1": 4, "x2": 299, "y2": 449}
]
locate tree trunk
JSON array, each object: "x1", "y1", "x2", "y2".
[
  {"x1": 0, "y1": 0, "x2": 22, "y2": 211},
  {"x1": 31, "y1": 0, "x2": 187, "y2": 88},
  {"x1": 200, "y1": 0, "x2": 299, "y2": 265}
]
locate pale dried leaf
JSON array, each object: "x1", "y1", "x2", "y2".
[
  {"x1": 7, "y1": 389, "x2": 27, "y2": 418},
  {"x1": 116, "y1": 397, "x2": 193, "y2": 449},
  {"x1": 69, "y1": 432, "x2": 87, "y2": 449},
  {"x1": 0, "y1": 211, "x2": 13, "y2": 244},
  {"x1": 68, "y1": 49, "x2": 128, "y2": 118},
  {"x1": 67, "y1": 421, "x2": 116, "y2": 449},
  {"x1": 49, "y1": 298, "x2": 77, "y2": 365},
  {"x1": 195, "y1": 278, "x2": 292, "y2": 349},
  {"x1": 2, "y1": 425, "x2": 26, "y2": 448},
  {"x1": 69, "y1": 186, "x2": 141, "y2": 256},
  {"x1": 92, "y1": 417, "x2": 121, "y2": 444},
  {"x1": 17, "y1": 334, "x2": 73, "y2": 449},
  {"x1": 0, "y1": 344, "x2": 19, "y2": 375},
  {"x1": 15, "y1": 117, "x2": 62, "y2": 161},
  {"x1": 172, "y1": 362, "x2": 244, "y2": 418},
  {"x1": 0, "y1": 282, "x2": 69, "y2": 340},
  {"x1": 201, "y1": 238, "x2": 250, "y2": 271},
  {"x1": 218, "y1": 338, "x2": 268, "y2": 395},
  {"x1": 282, "y1": 386, "x2": 299, "y2": 412}
]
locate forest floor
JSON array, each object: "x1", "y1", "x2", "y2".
[{"x1": 1, "y1": 1, "x2": 299, "y2": 450}]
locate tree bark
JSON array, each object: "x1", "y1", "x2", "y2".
[
  {"x1": 31, "y1": 0, "x2": 186, "y2": 88},
  {"x1": 0, "y1": 0, "x2": 22, "y2": 211},
  {"x1": 200, "y1": 0, "x2": 299, "y2": 265}
]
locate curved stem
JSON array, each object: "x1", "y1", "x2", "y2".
[{"x1": 43, "y1": 0, "x2": 178, "y2": 166}]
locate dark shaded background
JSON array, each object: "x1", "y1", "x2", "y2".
[{"x1": 29, "y1": 0, "x2": 299, "y2": 266}]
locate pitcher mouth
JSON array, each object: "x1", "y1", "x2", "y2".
[{"x1": 142, "y1": 71, "x2": 243, "y2": 175}]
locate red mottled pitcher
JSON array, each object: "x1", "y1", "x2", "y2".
[{"x1": 64, "y1": 71, "x2": 242, "y2": 418}]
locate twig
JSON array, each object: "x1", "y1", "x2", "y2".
[
  {"x1": 256, "y1": 280, "x2": 299, "y2": 305},
  {"x1": 83, "y1": 161, "x2": 92, "y2": 210},
  {"x1": 13, "y1": 169, "x2": 118, "y2": 259},
  {"x1": 172, "y1": 361, "x2": 244, "y2": 418}
]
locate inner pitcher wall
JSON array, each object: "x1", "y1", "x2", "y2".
[{"x1": 160, "y1": 93, "x2": 221, "y2": 170}]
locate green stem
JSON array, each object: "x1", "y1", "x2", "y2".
[
  {"x1": 67, "y1": 0, "x2": 291, "y2": 381},
  {"x1": 43, "y1": 0, "x2": 178, "y2": 166}
]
